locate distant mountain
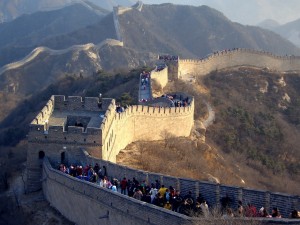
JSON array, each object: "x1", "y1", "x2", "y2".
[
  {"x1": 40, "y1": 13, "x2": 117, "y2": 50},
  {"x1": 273, "y1": 19, "x2": 300, "y2": 48},
  {"x1": 257, "y1": 19, "x2": 280, "y2": 30},
  {"x1": 118, "y1": 4, "x2": 300, "y2": 58},
  {"x1": 142, "y1": 0, "x2": 300, "y2": 26},
  {"x1": 0, "y1": 0, "x2": 73, "y2": 23},
  {"x1": 0, "y1": 3, "x2": 108, "y2": 67},
  {"x1": 0, "y1": 0, "x2": 133, "y2": 23},
  {"x1": 1, "y1": 3, "x2": 300, "y2": 96},
  {"x1": 0, "y1": 40, "x2": 156, "y2": 95},
  {"x1": 88, "y1": 0, "x2": 135, "y2": 11}
]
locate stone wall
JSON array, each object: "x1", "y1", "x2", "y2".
[
  {"x1": 101, "y1": 99, "x2": 194, "y2": 162},
  {"x1": 113, "y1": 7, "x2": 124, "y2": 42},
  {"x1": 26, "y1": 96, "x2": 109, "y2": 192},
  {"x1": 31, "y1": 96, "x2": 54, "y2": 125},
  {"x1": 151, "y1": 66, "x2": 168, "y2": 89},
  {"x1": 83, "y1": 152, "x2": 300, "y2": 219},
  {"x1": 27, "y1": 93, "x2": 194, "y2": 191},
  {"x1": 42, "y1": 158, "x2": 194, "y2": 225},
  {"x1": 178, "y1": 49, "x2": 300, "y2": 79},
  {"x1": 43, "y1": 156, "x2": 300, "y2": 225},
  {"x1": 53, "y1": 95, "x2": 112, "y2": 112}
]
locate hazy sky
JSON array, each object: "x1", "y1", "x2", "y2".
[{"x1": 141, "y1": 0, "x2": 300, "y2": 25}]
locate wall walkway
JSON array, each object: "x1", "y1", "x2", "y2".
[
  {"x1": 83, "y1": 152, "x2": 300, "y2": 219},
  {"x1": 42, "y1": 157, "x2": 194, "y2": 225},
  {"x1": 42, "y1": 153, "x2": 300, "y2": 225}
]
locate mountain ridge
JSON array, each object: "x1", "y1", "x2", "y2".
[
  {"x1": 118, "y1": 4, "x2": 300, "y2": 58},
  {"x1": 0, "y1": 3, "x2": 108, "y2": 67},
  {"x1": 1, "y1": 3, "x2": 300, "y2": 96},
  {"x1": 0, "y1": 40, "x2": 124, "y2": 76},
  {"x1": 0, "y1": 0, "x2": 132, "y2": 23},
  {"x1": 258, "y1": 18, "x2": 300, "y2": 48}
]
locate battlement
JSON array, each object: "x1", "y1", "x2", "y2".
[
  {"x1": 179, "y1": 48, "x2": 300, "y2": 64},
  {"x1": 178, "y1": 48, "x2": 300, "y2": 79},
  {"x1": 100, "y1": 97, "x2": 194, "y2": 161},
  {"x1": 27, "y1": 43, "x2": 300, "y2": 224},
  {"x1": 31, "y1": 96, "x2": 54, "y2": 125},
  {"x1": 53, "y1": 95, "x2": 112, "y2": 111},
  {"x1": 28, "y1": 95, "x2": 111, "y2": 145}
]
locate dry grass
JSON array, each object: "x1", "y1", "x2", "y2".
[
  {"x1": 118, "y1": 135, "x2": 245, "y2": 184},
  {"x1": 118, "y1": 68, "x2": 300, "y2": 195},
  {"x1": 118, "y1": 130, "x2": 300, "y2": 195}
]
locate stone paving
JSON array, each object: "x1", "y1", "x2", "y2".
[
  {"x1": 138, "y1": 74, "x2": 152, "y2": 102},
  {"x1": 49, "y1": 110, "x2": 105, "y2": 128}
]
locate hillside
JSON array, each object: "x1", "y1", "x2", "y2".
[
  {"x1": 118, "y1": 4, "x2": 300, "y2": 58},
  {"x1": 274, "y1": 19, "x2": 300, "y2": 48},
  {"x1": 143, "y1": 0, "x2": 300, "y2": 26},
  {"x1": 0, "y1": 3, "x2": 107, "y2": 67},
  {"x1": 0, "y1": 41, "x2": 156, "y2": 95},
  {"x1": 258, "y1": 18, "x2": 300, "y2": 48},
  {"x1": 203, "y1": 68, "x2": 300, "y2": 189},
  {"x1": 117, "y1": 67, "x2": 300, "y2": 195},
  {"x1": 0, "y1": 0, "x2": 110, "y2": 23},
  {"x1": 88, "y1": 0, "x2": 135, "y2": 11},
  {"x1": 1, "y1": 66, "x2": 300, "y2": 225},
  {"x1": 2, "y1": 3, "x2": 300, "y2": 94},
  {"x1": 257, "y1": 19, "x2": 280, "y2": 30},
  {"x1": 40, "y1": 13, "x2": 117, "y2": 50}
]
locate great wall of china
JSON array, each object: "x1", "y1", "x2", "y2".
[
  {"x1": 25, "y1": 3, "x2": 300, "y2": 225},
  {"x1": 27, "y1": 57, "x2": 300, "y2": 224}
]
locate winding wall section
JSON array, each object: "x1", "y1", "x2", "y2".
[{"x1": 178, "y1": 49, "x2": 300, "y2": 79}]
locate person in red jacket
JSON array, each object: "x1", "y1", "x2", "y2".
[{"x1": 120, "y1": 177, "x2": 128, "y2": 195}]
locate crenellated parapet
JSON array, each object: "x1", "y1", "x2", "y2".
[
  {"x1": 178, "y1": 48, "x2": 300, "y2": 79},
  {"x1": 53, "y1": 95, "x2": 111, "y2": 111},
  {"x1": 31, "y1": 96, "x2": 54, "y2": 125},
  {"x1": 100, "y1": 97, "x2": 194, "y2": 162},
  {"x1": 28, "y1": 95, "x2": 110, "y2": 146}
]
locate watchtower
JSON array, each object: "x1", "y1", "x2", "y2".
[{"x1": 26, "y1": 95, "x2": 114, "y2": 192}]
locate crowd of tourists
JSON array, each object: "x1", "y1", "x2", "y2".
[
  {"x1": 140, "y1": 71, "x2": 150, "y2": 87},
  {"x1": 162, "y1": 94, "x2": 190, "y2": 107},
  {"x1": 159, "y1": 55, "x2": 179, "y2": 61},
  {"x1": 116, "y1": 104, "x2": 127, "y2": 113},
  {"x1": 58, "y1": 163, "x2": 300, "y2": 219},
  {"x1": 155, "y1": 64, "x2": 166, "y2": 72}
]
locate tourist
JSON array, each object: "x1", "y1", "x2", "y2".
[
  {"x1": 172, "y1": 190, "x2": 183, "y2": 212},
  {"x1": 271, "y1": 207, "x2": 282, "y2": 218},
  {"x1": 93, "y1": 163, "x2": 100, "y2": 174},
  {"x1": 200, "y1": 200, "x2": 209, "y2": 217},
  {"x1": 223, "y1": 208, "x2": 234, "y2": 218},
  {"x1": 149, "y1": 185, "x2": 158, "y2": 203},
  {"x1": 164, "y1": 201, "x2": 172, "y2": 210},
  {"x1": 245, "y1": 203, "x2": 257, "y2": 217},
  {"x1": 158, "y1": 185, "x2": 168, "y2": 199},
  {"x1": 259, "y1": 207, "x2": 271, "y2": 218},
  {"x1": 237, "y1": 200, "x2": 244, "y2": 217},
  {"x1": 133, "y1": 188, "x2": 143, "y2": 201},
  {"x1": 291, "y1": 210, "x2": 300, "y2": 218},
  {"x1": 120, "y1": 177, "x2": 128, "y2": 195}
]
